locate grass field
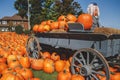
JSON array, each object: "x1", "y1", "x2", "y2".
[{"x1": 32, "y1": 69, "x2": 58, "y2": 80}]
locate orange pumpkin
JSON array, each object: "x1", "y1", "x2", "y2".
[
  {"x1": 0, "y1": 63, "x2": 8, "y2": 74},
  {"x1": 50, "y1": 21, "x2": 59, "y2": 30},
  {"x1": 77, "y1": 13, "x2": 93, "y2": 30},
  {"x1": 33, "y1": 24, "x2": 39, "y2": 32},
  {"x1": 66, "y1": 14, "x2": 77, "y2": 22},
  {"x1": 31, "y1": 58, "x2": 44, "y2": 70},
  {"x1": 58, "y1": 15, "x2": 67, "y2": 21},
  {"x1": 58, "y1": 20, "x2": 68, "y2": 30},
  {"x1": 43, "y1": 59, "x2": 54, "y2": 73},
  {"x1": 71, "y1": 74, "x2": 85, "y2": 80},
  {"x1": 30, "y1": 78, "x2": 41, "y2": 80},
  {"x1": 111, "y1": 73, "x2": 120, "y2": 80},
  {"x1": 38, "y1": 24, "x2": 44, "y2": 33},
  {"x1": 0, "y1": 55, "x2": 7, "y2": 63},
  {"x1": 46, "y1": 20, "x2": 54, "y2": 26},
  {"x1": 43, "y1": 51, "x2": 51, "y2": 59},
  {"x1": 57, "y1": 70, "x2": 72, "y2": 80},
  {"x1": 19, "y1": 56, "x2": 30, "y2": 68},
  {"x1": 41, "y1": 21, "x2": 47, "y2": 25},
  {"x1": 8, "y1": 60, "x2": 20, "y2": 69},
  {"x1": 43, "y1": 24, "x2": 51, "y2": 32},
  {"x1": 0, "y1": 72, "x2": 24, "y2": 80},
  {"x1": 51, "y1": 52, "x2": 60, "y2": 61},
  {"x1": 55, "y1": 60, "x2": 65, "y2": 72},
  {"x1": 2, "y1": 68, "x2": 15, "y2": 75},
  {"x1": 7, "y1": 54, "x2": 18, "y2": 63},
  {"x1": 18, "y1": 68, "x2": 33, "y2": 80}
]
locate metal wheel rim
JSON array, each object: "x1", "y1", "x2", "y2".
[
  {"x1": 71, "y1": 48, "x2": 110, "y2": 80},
  {"x1": 26, "y1": 36, "x2": 41, "y2": 59}
]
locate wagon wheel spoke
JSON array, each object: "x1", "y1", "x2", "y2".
[
  {"x1": 79, "y1": 52, "x2": 86, "y2": 65},
  {"x1": 90, "y1": 55, "x2": 97, "y2": 65},
  {"x1": 71, "y1": 48, "x2": 110, "y2": 80},
  {"x1": 92, "y1": 70, "x2": 105, "y2": 77},
  {"x1": 74, "y1": 57, "x2": 83, "y2": 66},
  {"x1": 91, "y1": 73, "x2": 99, "y2": 80},
  {"x1": 87, "y1": 52, "x2": 89, "y2": 65}
]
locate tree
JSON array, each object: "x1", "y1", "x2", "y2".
[
  {"x1": 14, "y1": 0, "x2": 28, "y2": 18},
  {"x1": 53, "y1": 0, "x2": 83, "y2": 16},
  {"x1": 14, "y1": 0, "x2": 83, "y2": 29}
]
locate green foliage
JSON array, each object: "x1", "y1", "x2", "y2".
[
  {"x1": 14, "y1": 0, "x2": 83, "y2": 29},
  {"x1": 32, "y1": 69, "x2": 58, "y2": 80},
  {"x1": 24, "y1": 29, "x2": 31, "y2": 35},
  {"x1": 14, "y1": 0, "x2": 28, "y2": 18},
  {"x1": 15, "y1": 25, "x2": 23, "y2": 34}
]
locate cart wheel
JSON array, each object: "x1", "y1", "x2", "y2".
[
  {"x1": 26, "y1": 36, "x2": 42, "y2": 59},
  {"x1": 71, "y1": 48, "x2": 110, "y2": 80}
]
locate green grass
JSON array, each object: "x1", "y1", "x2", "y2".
[{"x1": 32, "y1": 69, "x2": 58, "y2": 80}]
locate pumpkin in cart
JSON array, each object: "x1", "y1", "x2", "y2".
[{"x1": 77, "y1": 13, "x2": 93, "y2": 30}]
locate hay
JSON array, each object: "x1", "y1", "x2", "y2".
[{"x1": 93, "y1": 27, "x2": 120, "y2": 35}]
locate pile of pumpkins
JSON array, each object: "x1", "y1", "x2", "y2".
[
  {"x1": 32, "y1": 13, "x2": 93, "y2": 33},
  {"x1": 0, "y1": 32, "x2": 120, "y2": 80}
]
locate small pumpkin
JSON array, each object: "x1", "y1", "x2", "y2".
[
  {"x1": 43, "y1": 51, "x2": 51, "y2": 59},
  {"x1": 58, "y1": 20, "x2": 68, "y2": 30},
  {"x1": 71, "y1": 74, "x2": 85, "y2": 80},
  {"x1": 33, "y1": 24, "x2": 39, "y2": 32},
  {"x1": 110, "y1": 73, "x2": 120, "y2": 80},
  {"x1": 19, "y1": 56, "x2": 30, "y2": 68},
  {"x1": 18, "y1": 68, "x2": 33, "y2": 80},
  {"x1": 55, "y1": 60, "x2": 65, "y2": 72},
  {"x1": 31, "y1": 58, "x2": 44, "y2": 70},
  {"x1": 43, "y1": 59, "x2": 54, "y2": 73},
  {"x1": 8, "y1": 60, "x2": 20, "y2": 69},
  {"x1": 0, "y1": 55, "x2": 7, "y2": 63},
  {"x1": 0, "y1": 72, "x2": 24, "y2": 80},
  {"x1": 2, "y1": 68, "x2": 15, "y2": 75},
  {"x1": 66, "y1": 14, "x2": 77, "y2": 22},
  {"x1": 57, "y1": 70, "x2": 71, "y2": 80},
  {"x1": 38, "y1": 24, "x2": 44, "y2": 33},
  {"x1": 30, "y1": 78, "x2": 41, "y2": 80},
  {"x1": 58, "y1": 15, "x2": 67, "y2": 21},
  {"x1": 51, "y1": 52, "x2": 60, "y2": 61},
  {"x1": 0, "y1": 63, "x2": 8, "y2": 74},
  {"x1": 50, "y1": 21, "x2": 59, "y2": 30}
]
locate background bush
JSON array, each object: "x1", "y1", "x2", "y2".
[{"x1": 15, "y1": 25, "x2": 23, "y2": 34}]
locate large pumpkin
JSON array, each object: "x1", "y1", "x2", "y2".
[{"x1": 77, "y1": 13, "x2": 93, "y2": 30}]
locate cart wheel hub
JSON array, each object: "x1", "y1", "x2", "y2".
[{"x1": 80, "y1": 65, "x2": 91, "y2": 76}]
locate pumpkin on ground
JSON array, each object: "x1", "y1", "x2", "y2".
[
  {"x1": 19, "y1": 56, "x2": 30, "y2": 68},
  {"x1": 110, "y1": 72, "x2": 120, "y2": 80},
  {"x1": 71, "y1": 74, "x2": 85, "y2": 80},
  {"x1": 31, "y1": 58, "x2": 44, "y2": 70},
  {"x1": 0, "y1": 72, "x2": 24, "y2": 80},
  {"x1": 18, "y1": 68, "x2": 33, "y2": 80},
  {"x1": 43, "y1": 58, "x2": 54, "y2": 73},
  {"x1": 54, "y1": 60, "x2": 65, "y2": 72},
  {"x1": 57, "y1": 70, "x2": 72, "y2": 80},
  {"x1": 51, "y1": 52, "x2": 60, "y2": 62}
]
